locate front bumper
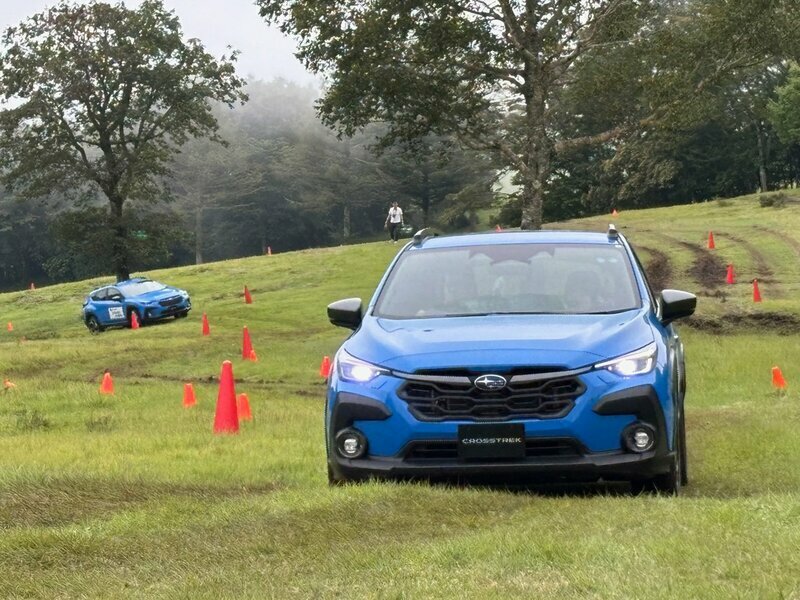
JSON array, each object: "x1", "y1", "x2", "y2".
[
  {"x1": 327, "y1": 383, "x2": 673, "y2": 483},
  {"x1": 331, "y1": 447, "x2": 674, "y2": 483},
  {"x1": 143, "y1": 299, "x2": 191, "y2": 320}
]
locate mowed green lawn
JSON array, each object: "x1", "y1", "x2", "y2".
[{"x1": 1, "y1": 193, "x2": 800, "y2": 598}]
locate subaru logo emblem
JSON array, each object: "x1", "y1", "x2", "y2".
[{"x1": 474, "y1": 374, "x2": 507, "y2": 391}]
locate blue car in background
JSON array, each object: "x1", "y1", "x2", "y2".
[
  {"x1": 325, "y1": 227, "x2": 697, "y2": 494},
  {"x1": 82, "y1": 277, "x2": 191, "y2": 332}
]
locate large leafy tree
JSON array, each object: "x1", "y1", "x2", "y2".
[
  {"x1": 0, "y1": 0, "x2": 246, "y2": 280},
  {"x1": 258, "y1": 0, "x2": 797, "y2": 228}
]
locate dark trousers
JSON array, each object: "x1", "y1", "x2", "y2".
[{"x1": 389, "y1": 222, "x2": 401, "y2": 241}]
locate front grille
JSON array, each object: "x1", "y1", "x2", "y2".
[
  {"x1": 404, "y1": 438, "x2": 583, "y2": 461},
  {"x1": 397, "y1": 370, "x2": 585, "y2": 422},
  {"x1": 159, "y1": 296, "x2": 183, "y2": 307}
]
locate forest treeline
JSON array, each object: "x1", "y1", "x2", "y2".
[{"x1": 1, "y1": 1, "x2": 800, "y2": 290}]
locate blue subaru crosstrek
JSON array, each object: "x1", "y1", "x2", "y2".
[
  {"x1": 325, "y1": 227, "x2": 696, "y2": 493},
  {"x1": 82, "y1": 277, "x2": 191, "y2": 332}
]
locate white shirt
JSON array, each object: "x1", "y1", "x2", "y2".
[{"x1": 387, "y1": 207, "x2": 403, "y2": 224}]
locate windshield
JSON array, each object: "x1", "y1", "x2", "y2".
[
  {"x1": 121, "y1": 281, "x2": 167, "y2": 297},
  {"x1": 374, "y1": 243, "x2": 641, "y2": 319}
]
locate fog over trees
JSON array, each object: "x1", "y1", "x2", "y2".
[{"x1": 1, "y1": 0, "x2": 800, "y2": 289}]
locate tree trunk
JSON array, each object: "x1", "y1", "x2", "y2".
[
  {"x1": 520, "y1": 67, "x2": 550, "y2": 231},
  {"x1": 109, "y1": 196, "x2": 130, "y2": 281},
  {"x1": 421, "y1": 168, "x2": 431, "y2": 226},
  {"x1": 756, "y1": 123, "x2": 769, "y2": 192},
  {"x1": 343, "y1": 203, "x2": 351, "y2": 239},
  {"x1": 195, "y1": 206, "x2": 204, "y2": 265}
]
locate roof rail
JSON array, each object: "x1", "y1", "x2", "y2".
[
  {"x1": 607, "y1": 223, "x2": 619, "y2": 240},
  {"x1": 412, "y1": 228, "x2": 439, "y2": 246}
]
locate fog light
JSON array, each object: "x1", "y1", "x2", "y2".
[
  {"x1": 335, "y1": 429, "x2": 367, "y2": 459},
  {"x1": 623, "y1": 423, "x2": 656, "y2": 453}
]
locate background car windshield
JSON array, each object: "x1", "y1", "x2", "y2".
[
  {"x1": 122, "y1": 281, "x2": 166, "y2": 296},
  {"x1": 374, "y1": 243, "x2": 641, "y2": 318}
]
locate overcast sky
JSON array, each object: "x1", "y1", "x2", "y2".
[{"x1": 0, "y1": 0, "x2": 317, "y2": 85}]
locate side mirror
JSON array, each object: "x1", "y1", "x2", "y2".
[
  {"x1": 327, "y1": 298, "x2": 363, "y2": 330},
  {"x1": 659, "y1": 289, "x2": 696, "y2": 325}
]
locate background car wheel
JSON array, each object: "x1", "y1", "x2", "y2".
[{"x1": 85, "y1": 315, "x2": 104, "y2": 333}]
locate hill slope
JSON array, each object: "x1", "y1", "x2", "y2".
[{"x1": 1, "y1": 193, "x2": 799, "y2": 598}]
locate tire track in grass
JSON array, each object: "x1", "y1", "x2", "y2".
[
  {"x1": 755, "y1": 226, "x2": 800, "y2": 256},
  {"x1": 715, "y1": 232, "x2": 775, "y2": 282},
  {"x1": 652, "y1": 233, "x2": 727, "y2": 295},
  {"x1": 637, "y1": 246, "x2": 673, "y2": 291}
]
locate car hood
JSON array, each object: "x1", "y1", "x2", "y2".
[
  {"x1": 132, "y1": 288, "x2": 182, "y2": 302},
  {"x1": 344, "y1": 311, "x2": 654, "y2": 372}
]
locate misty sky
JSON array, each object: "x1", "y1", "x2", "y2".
[{"x1": 0, "y1": 0, "x2": 317, "y2": 85}]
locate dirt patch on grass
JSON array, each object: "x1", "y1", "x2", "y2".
[
  {"x1": 638, "y1": 246, "x2": 673, "y2": 291},
  {"x1": 650, "y1": 233, "x2": 726, "y2": 292},
  {"x1": 686, "y1": 311, "x2": 800, "y2": 335},
  {"x1": 680, "y1": 241, "x2": 727, "y2": 291},
  {"x1": 0, "y1": 476, "x2": 281, "y2": 528}
]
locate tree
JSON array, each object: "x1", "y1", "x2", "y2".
[
  {"x1": 770, "y1": 64, "x2": 800, "y2": 146},
  {"x1": 258, "y1": 0, "x2": 798, "y2": 229},
  {"x1": 0, "y1": 0, "x2": 246, "y2": 280}
]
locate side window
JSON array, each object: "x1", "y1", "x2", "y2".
[
  {"x1": 91, "y1": 289, "x2": 107, "y2": 301},
  {"x1": 107, "y1": 287, "x2": 123, "y2": 301}
]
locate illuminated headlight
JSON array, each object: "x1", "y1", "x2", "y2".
[
  {"x1": 595, "y1": 343, "x2": 657, "y2": 377},
  {"x1": 337, "y1": 350, "x2": 389, "y2": 383}
]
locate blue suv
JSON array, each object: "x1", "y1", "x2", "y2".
[
  {"x1": 82, "y1": 277, "x2": 191, "y2": 332},
  {"x1": 325, "y1": 227, "x2": 696, "y2": 493}
]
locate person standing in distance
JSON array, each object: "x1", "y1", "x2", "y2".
[{"x1": 385, "y1": 201, "x2": 404, "y2": 243}]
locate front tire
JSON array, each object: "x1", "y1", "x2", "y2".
[
  {"x1": 85, "y1": 315, "x2": 104, "y2": 333},
  {"x1": 327, "y1": 464, "x2": 347, "y2": 487},
  {"x1": 631, "y1": 438, "x2": 682, "y2": 496}
]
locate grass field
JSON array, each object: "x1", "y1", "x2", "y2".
[{"x1": 1, "y1": 192, "x2": 800, "y2": 598}]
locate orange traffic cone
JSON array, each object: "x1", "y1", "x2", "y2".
[
  {"x1": 320, "y1": 356, "x2": 331, "y2": 378},
  {"x1": 28, "y1": 282, "x2": 35, "y2": 291},
  {"x1": 3, "y1": 378, "x2": 16, "y2": 390},
  {"x1": 183, "y1": 383, "x2": 197, "y2": 408},
  {"x1": 753, "y1": 279, "x2": 762, "y2": 303},
  {"x1": 772, "y1": 366, "x2": 787, "y2": 390},
  {"x1": 213, "y1": 361, "x2": 239, "y2": 434},
  {"x1": 130, "y1": 311, "x2": 140, "y2": 330},
  {"x1": 99, "y1": 371, "x2": 114, "y2": 395},
  {"x1": 726, "y1": 264, "x2": 735, "y2": 285},
  {"x1": 236, "y1": 393, "x2": 252, "y2": 421},
  {"x1": 248, "y1": 349, "x2": 258, "y2": 362},
  {"x1": 244, "y1": 285, "x2": 253, "y2": 304},
  {"x1": 6, "y1": 322, "x2": 12, "y2": 332},
  {"x1": 612, "y1": 208, "x2": 619, "y2": 217},
  {"x1": 495, "y1": 224, "x2": 502, "y2": 232},
  {"x1": 201, "y1": 313, "x2": 210, "y2": 336},
  {"x1": 242, "y1": 326, "x2": 253, "y2": 359},
  {"x1": 707, "y1": 231, "x2": 716, "y2": 250}
]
